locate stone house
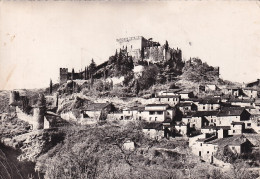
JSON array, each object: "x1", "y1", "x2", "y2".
[
  {"x1": 80, "y1": 102, "x2": 116, "y2": 120},
  {"x1": 216, "y1": 107, "x2": 251, "y2": 127},
  {"x1": 190, "y1": 111, "x2": 219, "y2": 129},
  {"x1": 242, "y1": 87, "x2": 258, "y2": 99},
  {"x1": 142, "y1": 122, "x2": 164, "y2": 140},
  {"x1": 176, "y1": 91, "x2": 194, "y2": 99},
  {"x1": 177, "y1": 102, "x2": 197, "y2": 115},
  {"x1": 141, "y1": 104, "x2": 175, "y2": 122},
  {"x1": 190, "y1": 133, "x2": 252, "y2": 164},
  {"x1": 201, "y1": 126, "x2": 230, "y2": 136},
  {"x1": 228, "y1": 98, "x2": 255, "y2": 108},
  {"x1": 226, "y1": 87, "x2": 242, "y2": 97},
  {"x1": 174, "y1": 121, "x2": 188, "y2": 136},
  {"x1": 197, "y1": 98, "x2": 220, "y2": 111},
  {"x1": 230, "y1": 121, "x2": 244, "y2": 135},
  {"x1": 153, "y1": 95, "x2": 180, "y2": 106},
  {"x1": 122, "y1": 106, "x2": 144, "y2": 120}
]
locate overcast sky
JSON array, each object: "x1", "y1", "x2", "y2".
[{"x1": 1, "y1": 1, "x2": 260, "y2": 90}]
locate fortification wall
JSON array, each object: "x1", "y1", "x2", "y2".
[{"x1": 16, "y1": 107, "x2": 49, "y2": 130}]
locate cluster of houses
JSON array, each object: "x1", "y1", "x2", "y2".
[{"x1": 72, "y1": 81, "x2": 260, "y2": 164}]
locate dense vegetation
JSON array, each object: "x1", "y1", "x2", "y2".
[{"x1": 182, "y1": 58, "x2": 220, "y2": 82}]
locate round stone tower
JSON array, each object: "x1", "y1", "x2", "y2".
[{"x1": 33, "y1": 93, "x2": 46, "y2": 130}]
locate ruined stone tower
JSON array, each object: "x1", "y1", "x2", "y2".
[
  {"x1": 33, "y1": 93, "x2": 46, "y2": 130},
  {"x1": 9, "y1": 91, "x2": 19, "y2": 105}
]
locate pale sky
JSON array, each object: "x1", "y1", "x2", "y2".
[{"x1": 1, "y1": 1, "x2": 260, "y2": 90}]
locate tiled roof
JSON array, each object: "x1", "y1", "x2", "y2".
[
  {"x1": 243, "y1": 87, "x2": 258, "y2": 91},
  {"x1": 176, "y1": 91, "x2": 193, "y2": 94},
  {"x1": 177, "y1": 102, "x2": 193, "y2": 107},
  {"x1": 202, "y1": 126, "x2": 230, "y2": 130},
  {"x1": 229, "y1": 98, "x2": 254, "y2": 103},
  {"x1": 156, "y1": 95, "x2": 180, "y2": 98},
  {"x1": 192, "y1": 111, "x2": 219, "y2": 117},
  {"x1": 227, "y1": 87, "x2": 241, "y2": 90},
  {"x1": 217, "y1": 108, "x2": 245, "y2": 116},
  {"x1": 206, "y1": 135, "x2": 249, "y2": 146},
  {"x1": 199, "y1": 98, "x2": 220, "y2": 104},
  {"x1": 146, "y1": 104, "x2": 169, "y2": 107},
  {"x1": 83, "y1": 103, "x2": 110, "y2": 111},
  {"x1": 143, "y1": 122, "x2": 163, "y2": 130},
  {"x1": 231, "y1": 121, "x2": 244, "y2": 125},
  {"x1": 184, "y1": 98, "x2": 202, "y2": 102}
]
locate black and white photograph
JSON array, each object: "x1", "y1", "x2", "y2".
[{"x1": 0, "y1": 1, "x2": 260, "y2": 178}]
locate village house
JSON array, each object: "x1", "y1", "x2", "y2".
[
  {"x1": 226, "y1": 87, "x2": 242, "y2": 97},
  {"x1": 242, "y1": 87, "x2": 258, "y2": 99},
  {"x1": 244, "y1": 106, "x2": 260, "y2": 115},
  {"x1": 122, "y1": 106, "x2": 144, "y2": 120},
  {"x1": 201, "y1": 126, "x2": 230, "y2": 136},
  {"x1": 216, "y1": 107, "x2": 251, "y2": 128},
  {"x1": 80, "y1": 102, "x2": 116, "y2": 120},
  {"x1": 181, "y1": 112, "x2": 194, "y2": 126},
  {"x1": 221, "y1": 94, "x2": 232, "y2": 103},
  {"x1": 177, "y1": 102, "x2": 197, "y2": 115},
  {"x1": 141, "y1": 104, "x2": 175, "y2": 122},
  {"x1": 230, "y1": 121, "x2": 244, "y2": 135},
  {"x1": 176, "y1": 90, "x2": 194, "y2": 99},
  {"x1": 245, "y1": 79, "x2": 260, "y2": 88},
  {"x1": 190, "y1": 131, "x2": 252, "y2": 164},
  {"x1": 197, "y1": 98, "x2": 220, "y2": 111},
  {"x1": 174, "y1": 121, "x2": 188, "y2": 136},
  {"x1": 249, "y1": 114, "x2": 260, "y2": 133},
  {"x1": 153, "y1": 95, "x2": 180, "y2": 106},
  {"x1": 142, "y1": 122, "x2": 164, "y2": 140},
  {"x1": 212, "y1": 91, "x2": 223, "y2": 98},
  {"x1": 228, "y1": 98, "x2": 255, "y2": 108},
  {"x1": 156, "y1": 89, "x2": 182, "y2": 97},
  {"x1": 190, "y1": 111, "x2": 219, "y2": 129}
]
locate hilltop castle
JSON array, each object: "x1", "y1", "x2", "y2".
[
  {"x1": 116, "y1": 36, "x2": 182, "y2": 63},
  {"x1": 59, "y1": 36, "x2": 183, "y2": 84}
]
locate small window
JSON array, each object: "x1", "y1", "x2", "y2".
[
  {"x1": 155, "y1": 117, "x2": 157, "y2": 121},
  {"x1": 233, "y1": 130, "x2": 235, "y2": 133},
  {"x1": 149, "y1": 117, "x2": 152, "y2": 121},
  {"x1": 159, "y1": 98, "x2": 161, "y2": 101},
  {"x1": 200, "y1": 143, "x2": 202, "y2": 146},
  {"x1": 247, "y1": 123, "x2": 251, "y2": 127},
  {"x1": 168, "y1": 98, "x2": 169, "y2": 101},
  {"x1": 157, "y1": 111, "x2": 163, "y2": 115},
  {"x1": 207, "y1": 151, "x2": 209, "y2": 154},
  {"x1": 232, "y1": 147, "x2": 235, "y2": 150}
]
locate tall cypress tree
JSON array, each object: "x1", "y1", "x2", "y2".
[{"x1": 49, "y1": 79, "x2": 53, "y2": 94}]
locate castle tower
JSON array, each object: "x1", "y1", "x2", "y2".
[
  {"x1": 60, "y1": 68, "x2": 68, "y2": 84},
  {"x1": 33, "y1": 93, "x2": 46, "y2": 130},
  {"x1": 9, "y1": 91, "x2": 19, "y2": 106}
]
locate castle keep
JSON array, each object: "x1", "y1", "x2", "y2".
[{"x1": 116, "y1": 36, "x2": 160, "y2": 61}]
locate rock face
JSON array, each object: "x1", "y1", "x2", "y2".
[
  {"x1": 2, "y1": 129, "x2": 65, "y2": 163},
  {"x1": 0, "y1": 143, "x2": 39, "y2": 179}
]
